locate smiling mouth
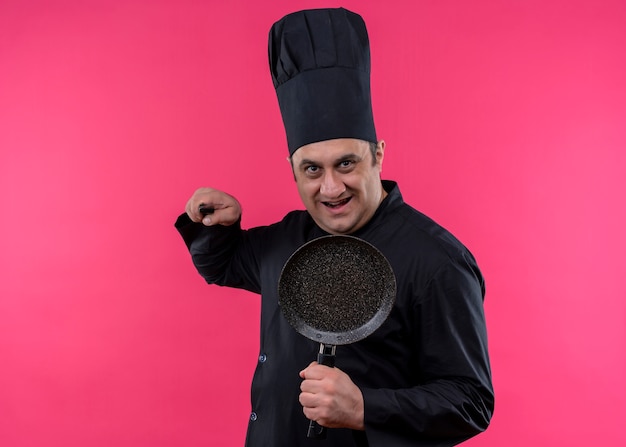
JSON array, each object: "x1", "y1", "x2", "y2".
[{"x1": 322, "y1": 197, "x2": 351, "y2": 208}]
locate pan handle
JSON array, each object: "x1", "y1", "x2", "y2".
[{"x1": 307, "y1": 343, "x2": 336, "y2": 440}]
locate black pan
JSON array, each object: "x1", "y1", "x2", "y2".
[{"x1": 278, "y1": 235, "x2": 396, "y2": 439}]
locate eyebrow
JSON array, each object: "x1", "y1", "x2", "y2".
[{"x1": 298, "y1": 153, "x2": 362, "y2": 169}]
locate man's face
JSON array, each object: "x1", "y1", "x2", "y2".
[{"x1": 290, "y1": 138, "x2": 386, "y2": 235}]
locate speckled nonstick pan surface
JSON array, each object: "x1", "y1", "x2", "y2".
[{"x1": 278, "y1": 235, "x2": 396, "y2": 346}]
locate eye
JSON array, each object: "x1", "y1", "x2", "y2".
[
  {"x1": 303, "y1": 165, "x2": 321, "y2": 177},
  {"x1": 338, "y1": 159, "x2": 356, "y2": 171}
]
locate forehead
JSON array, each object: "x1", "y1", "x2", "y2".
[{"x1": 292, "y1": 138, "x2": 369, "y2": 163}]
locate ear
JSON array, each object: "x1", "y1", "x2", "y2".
[
  {"x1": 376, "y1": 140, "x2": 386, "y2": 169},
  {"x1": 287, "y1": 156, "x2": 297, "y2": 181}
]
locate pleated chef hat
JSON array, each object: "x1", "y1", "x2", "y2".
[{"x1": 268, "y1": 8, "x2": 377, "y2": 155}]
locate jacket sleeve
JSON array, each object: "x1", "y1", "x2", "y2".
[
  {"x1": 361, "y1": 254, "x2": 494, "y2": 447},
  {"x1": 174, "y1": 213, "x2": 262, "y2": 294}
]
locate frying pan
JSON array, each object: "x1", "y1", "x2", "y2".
[{"x1": 278, "y1": 235, "x2": 396, "y2": 439}]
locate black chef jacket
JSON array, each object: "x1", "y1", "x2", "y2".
[{"x1": 175, "y1": 181, "x2": 494, "y2": 447}]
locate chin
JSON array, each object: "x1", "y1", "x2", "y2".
[
  {"x1": 322, "y1": 222, "x2": 356, "y2": 235},
  {"x1": 313, "y1": 213, "x2": 359, "y2": 235}
]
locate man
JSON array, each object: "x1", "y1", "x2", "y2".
[{"x1": 176, "y1": 8, "x2": 494, "y2": 447}]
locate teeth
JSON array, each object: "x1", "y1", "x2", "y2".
[{"x1": 325, "y1": 198, "x2": 349, "y2": 207}]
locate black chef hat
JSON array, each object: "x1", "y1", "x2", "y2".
[{"x1": 268, "y1": 8, "x2": 377, "y2": 156}]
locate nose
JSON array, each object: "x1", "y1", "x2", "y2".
[{"x1": 319, "y1": 171, "x2": 345, "y2": 198}]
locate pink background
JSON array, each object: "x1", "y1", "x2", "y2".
[{"x1": 1, "y1": 0, "x2": 625, "y2": 446}]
